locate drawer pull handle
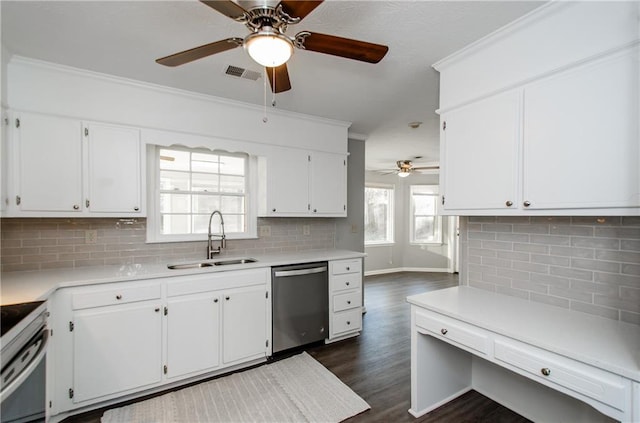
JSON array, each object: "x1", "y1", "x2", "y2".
[
  {"x1": 440, "y1": 328, "x2": 448, "y2": 335},
  {"x1": 541, "y1": 368, "x2": 551, "y2": 376},
  {"x1": 116, "y1": 295, "x2": 122, "y2": 300}
]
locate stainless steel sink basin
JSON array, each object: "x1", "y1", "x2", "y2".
[
  {"x1": 167, "y1": 262, "x2": 215, "y2": 270},
  {"x1": 213, "y1": 258, "x2": 257, "y2": 266},
  {"x1": 167, "y1": 258, "x2": 257, "y2": 270}
]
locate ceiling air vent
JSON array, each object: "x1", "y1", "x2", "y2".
[{"x1": 224, "y1": 65, "x2": 261, "y2": 81}]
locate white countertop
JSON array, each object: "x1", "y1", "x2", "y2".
[
  {"x1": 0, "y1": 249, "x2": 365, "y2": 306},
  {"x1": 407, "y1": 286, "x2": 640, "y2": 382}
]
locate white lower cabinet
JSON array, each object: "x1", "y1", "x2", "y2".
[
  {"x1": 222, "y1": 285, "x2": 268, "y2": 364},
  {"x1": 51, "y1": 269, "x2": 270, "y2": 417},
  {"x1": 166, "y1": 292, "x2": 220, "y2": 379},
  {"x1": 72, "y1": 301, "x2": 162, "y2": 403},
  {"x1": 328, "y1": 259, "x2": 363, "y2": 341}
]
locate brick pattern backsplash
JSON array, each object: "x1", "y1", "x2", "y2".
[
  {"x1": 0, "y1": 217, "x2": 336, "y2": 272},
  {"x1": 459, "y1": 216, "x2": 640, "y2": 325}
]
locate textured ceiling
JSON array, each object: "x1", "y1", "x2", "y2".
[{"x1": 1, "y1": 1, "x2": 544, "y2": 171}]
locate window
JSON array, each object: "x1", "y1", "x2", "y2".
[
  {"x1": 410, "y1": 185, "x2": 442, "y2": 244},
  {"x1": 364, "y1": 185, "x2": 394, "y2": 244},
  {"x1": 148, "y1": 146, "x2": 255, "y2": 242}
]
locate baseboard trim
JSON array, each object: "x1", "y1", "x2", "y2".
[{"x1": 364, "y1": 267, "x2": 450, "y2": 276}]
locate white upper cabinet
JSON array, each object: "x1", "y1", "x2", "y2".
[
  {"x1": 8, "y1": 111, "x2": 144, "y2": 217},
  {"x1": 258, "y1": 147, "x2": 347, "y2": 217},
  {"x1": 310, "y1": 151, "x2": 347, "y2": 215},
  {"x1": 85, "y1": 122, "x2": 142, "y2": 214},
  {"x1": 435, "y1": 2, "x2": 640, "y2": 215},
  {"x1": 522, "y1": 49, "x2": 639, "y2": 210},
  {"x1": 440, "y1": 91, "x2": 520, "y2": 211},
  {"x1": 14, "y1": 112, "x2": 83, "y2": 213}
]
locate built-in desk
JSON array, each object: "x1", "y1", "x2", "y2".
[{"x1": 407, "y1": 287, "x2": 640, "y2": 422}]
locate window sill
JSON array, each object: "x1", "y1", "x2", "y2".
[{"x1": 365, "y1": 242, "x2": 395, "y2": 247}]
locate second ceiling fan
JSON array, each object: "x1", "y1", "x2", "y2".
[{"x1": 156, "y1": 0, "x2": 389, "y2": 93}]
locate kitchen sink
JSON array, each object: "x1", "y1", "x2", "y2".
[
  {"x1": 167, "y1": 258, "x2": 257, "y2": 270},
  {"x1": 167, "y1": 262, "x2": 215, "y2": 270},
  {"x1": 213, "y1": 258, "x2": 257, "y2": 266}
]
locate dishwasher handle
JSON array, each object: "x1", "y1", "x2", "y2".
[{"x1": 274, "y1": 266, "x2": 327, "y2": 278}]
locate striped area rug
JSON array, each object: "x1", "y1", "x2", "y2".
[{"x1": 101, "y1": 352, "x2": 370, "y2": 422}]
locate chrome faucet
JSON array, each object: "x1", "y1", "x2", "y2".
[{"x1": 207, "y1": 210, "x2": 226, "y2": 259}]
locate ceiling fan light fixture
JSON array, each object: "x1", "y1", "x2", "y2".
[
  {"x1": 244, "y1": 29, "x2": 293, "y2": 67},
  {"x1": 398, "y1": 168, "x2": 411, "y2": 178}
]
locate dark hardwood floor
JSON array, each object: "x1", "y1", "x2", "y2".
[
  {"x1": 65, "y1": 272, "x2": 530, "y2": 423},
  {"x1": 306, "y1": 272, "x2": 530, "y2": 423}
]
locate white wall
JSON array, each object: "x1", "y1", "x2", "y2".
[{"x1": 364, "y1": 170, "x2": 453, "y2": 275}]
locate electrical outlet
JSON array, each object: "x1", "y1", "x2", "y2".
[
  {"x1": 85, "y1": 230, "x2": 97, "y2": 244},
  {"x1": 303, "y1": 225, "x2": 310, "y2": 236},
  {"x1": 259, "y1": 225, "x2": 271, "y2": 237},
  {"x1": 351, "y1": 224, "x2": 358, "y2": 233}
]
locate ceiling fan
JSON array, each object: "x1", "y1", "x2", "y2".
[
  {"x1": 155, "y1": 0, "x2": 389, "y2": 93},
  {"x1": 380, "y1": 160, "x2": 440, "y2": 178}
]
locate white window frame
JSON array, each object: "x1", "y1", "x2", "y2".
[
  {"x1": 409, "y1": 184, "x2": 442, "y2": 245},
  {"x1": 146, "y1": 145, "x2": 257, "y2": 243},
  {"x1": 364, "y1": 184, "x2": 395, "y2": 246}
]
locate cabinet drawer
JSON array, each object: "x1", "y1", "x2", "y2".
[
  {"x1": 331, "y1": 274, "x2": 361, "y2": 292},
  {"x1": 330, "y1": 259, "x2": 361, "y2": 275},
  {"x1": 415, "y1": 310, "x2": 489, "y2": 356},
  {"x1": 494, "y1": 339, "x2": 627, "y2": 411},
  {"x1": 332, "y1": 309, "x2": 362, "y2": 335},
  {"x1": 333, "y1": 291, "x2": 361, "y2": 312},
  {"x1": 72, "y1": 283, "x2": 161, "y2": 310}
]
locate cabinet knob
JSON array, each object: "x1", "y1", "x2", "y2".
[
  {"x1": 523, "y1": 201, "x2": 531, "y2": 207},
  {"x1": 541, "y1": 368, "x2": 551, "y2": 376},
  {"x1": 134, "y1": 207, "x2": 139, "y2": 211},
  {"x1": 347, "y1": 300, "x2": 351, "y2": 305},
  {"x1": 272, "y1": 208, "x2": 276, "y2": 212},
  {"x1": 154, "y1": 307, "x2": 160, "y2": 312},
  {"x1": 313, "y1": 209, "x2": 317, "y2": 213},
  {"x1": 225, "y1": 296, "x2": 230, "y2": 301},
  {"x1": 440, "y1": 328, "x2": 448, "y2": 335},
  {"x1": 73, "y1": 204, "x2": 80, "y2": 210},
  {"x1": 505, "y1": 200, "x2": 513, "y2": 207},
  {"x1": 116, "y1": 294, "x2": 122, "y2": 300},
  {"x1": 346, "y1": 266, "x2": 350, "y2": 271},
  {"x1": 346, "y1": 321, "x2": 351, "y2": 325},
  {"x1": 345, "y1": 281, "x2": 350, "y2": 286},
  {"x1": 214, "y1": 298, "x2": 219, "y2": 303}
]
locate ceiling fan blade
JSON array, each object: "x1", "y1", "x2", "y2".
[
  {"x1": 156, "y1": 38, "x2": 243, "y2": 67},
  {"x1": 266, "y1": 64, "x2": 292, "y2": 93},
  {"x1": 296, "y1": 32, "x2": 388, "y2": 64},
  {"x1": 414, "y1": 166, "x2": 440, "y2": 170},
  {"x1": 279, "y1": 1, "x2": 323, "y2": 21},
  {"x1": 200, "y1": 0, "x2": 247, "y2": 20}
]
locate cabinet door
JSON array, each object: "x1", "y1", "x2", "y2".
[
  {"x1": 523, "y1": 48, "x2": 640, "y2": 209},
  {"x1": 1, "y1": 109, "x2": 8, "y2": 213},
  {"x1": 73, "y1": 302, "x2": 162, "y2": 403},
  {"x1": 440, "y1": 91, "x2": 521, "y2": 211},
  {"x1": 85, "y1": 122, "x2": 141, "y2": 214},
  {"x1": 310, "y1": 152, "x2": 347, "y2": 216},
  {"x1": 222, "y1": 285, "x2": 267, "y2": 364},
  {"x1": 262, "y1": 148, "x2": 309, "y2": 215},
  {"x1": 15, "y1": 112, "x2": 82, "y2": 212},
  {"x1": 166, "y1": 293, "x2": 220, "y2": 379}
]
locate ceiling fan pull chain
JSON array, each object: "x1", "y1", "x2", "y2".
[
  {"x1": 262, "y1": 67, "x2": 268, "y2": 123},
  {"x1": 271, "y1": 66, "x2": 277, "y2": 107}
]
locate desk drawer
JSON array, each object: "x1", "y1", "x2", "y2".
[
  {"x1": 72, "y1": 284, "x2": 161, "y2": 310},
  {"x1": 415, "y1": 310, "x2": 489, "y2": 356},
  {"x1": 333, "y1": 291, "x2": 362, "y2": 312},
  {"x1": 494, "y1": 339, "x2": 626, "y2": 411}
]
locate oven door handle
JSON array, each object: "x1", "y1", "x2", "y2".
[
  {"x1": 0, "y1": 330, "x2": 48, "y2": 403},
  {"x1": 274, "y1": 266, "x2": 327, "y2": 277}
]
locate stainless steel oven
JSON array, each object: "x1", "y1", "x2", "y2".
[{"x1": 1, "y1": 301, "x2": 48, "y2": 423}]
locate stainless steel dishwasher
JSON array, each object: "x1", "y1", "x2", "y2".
[{"x1": 271, "y1": 262, "x2": 328, "y2": 353}]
